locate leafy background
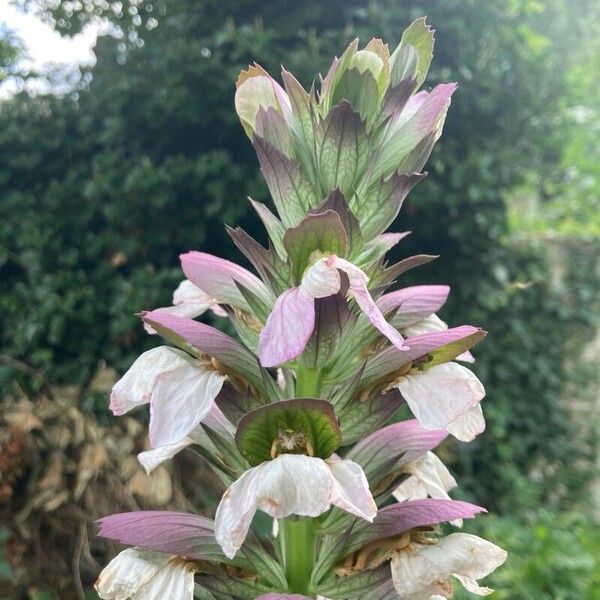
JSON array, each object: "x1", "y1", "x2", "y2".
[{"x1": 0, "y1": 0, "x2": 599, "y2": 597}]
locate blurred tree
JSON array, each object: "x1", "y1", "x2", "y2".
[{"x1": 1, "y1": 0, "x2": 597, "y2": 513}]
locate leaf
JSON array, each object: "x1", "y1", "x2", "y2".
[
  {"x1": 331, "y1": 67, "x2": 380, "y2": 124},
  {"x1": 373, "y1": 83, "x2": 456, "y2": 180},
  {"x1": 96, "y1": 511, "x2": 237, "y2": 566},
  {"x1": 316, "y1": 564, "x2": 392, "y2": 599},
  {"x1": 388, "y1": 43, "x2": 418, "y2": 88},
  {"x1": 394, "y1": 17, "x2": 435, "y2": 88},
  {"x1": 344, "y1": 419, "x2": 447, "y2": 486},
  {"x1": 314, "y1": 188, "x2": 363, "y2": 256},
  {"x1": 352, "y1": 172, "x2": 426, "y2": 241},
  {"x1": 225, "y1": 225, "x2": 290, "y2": 296},
  {"x1": 196, "y1": 576, "x2": 271, "y2": 600},
  {"x1": 301, "y1": 293, "x2": 350, "y2": 369},
  {"x1": 318, "y1": 100, "x2": 369, "y2": 197},
  {"x1": 235, "y1": 398, "x2": 342, "y2": 466},
  {"x1": 254, "y1": 135, "x2": 320, "y2": 227},
  {"x1": 283, "y1": 210, "x2": 348, "y2": 282},
  {"x1": 250, "y1": 199, "x2": 288, "y2": 260},
  {"x1": 344, "y1": 499, "x2": 486, "y2": 558},
  {"x1": 380, "y1": 75, "x2": 418, "y2": 119},
  {"x1": 337, "y1": 389, "x2": 403, "y2": 445},
  {"x1": 376, "y1": 253, "x2": 439, "y2": 286},
  {"x1": 359, "y1": 326, "x2": 487, "y2": 389}
]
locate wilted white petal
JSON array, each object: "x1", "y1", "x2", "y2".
[
  {"x1": 393, "y1": 451, "x2": 456, "y2": 502},
  {"x1": 214, "y1": 454, "x2": 375, "y2": 559},
  {"x1": 327, "y1": 456, "x2": 377, "y2": 521},
  {"x1": 95, "y1": 548, "x2": 195, "y2": 600},
  {"x1": 446, "y1": 403, "x2": 486, "y2": 442},
  {"x1": 397, "y1": 362, "x2": 485, "y2": 438},
  {"x1": 109, "y1": 347, "x2": 193, "y2": 416},
  {"x1": 133, "y1": 557, "x2": 195, "y2": 600},
  {"x1": 301, "y1": 256, "x2": 407, "y2": 350},
  {"x1": 390, "y1": 533, "x2": 507, "y2": 599},
  {"x1": 138, "y1": 437, "x2": 195, "y2": 474},
  {"x1": 300, "y1": 257, "x2": 343, "y2": 298},
  {"x1": 144, "y1": 280, "x2": 226, "y2": 334},
  {"x1": 149, "y1": 363, "x2": 225, "y2": 448}
]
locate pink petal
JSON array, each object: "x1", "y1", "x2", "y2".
[
  {"x1": 181, "y1": 251, "x2": 272, "y2": 310},
  {"x1": 258, "y1": 287, "x2": 315, "y2": 367},
  {"x1": 331, "y1": 257, "x2": 408, "y2": 351},
  {"x1": 378, "y1": 285, "x2": 450, "y2": 328}
]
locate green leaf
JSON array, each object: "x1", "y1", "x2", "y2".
[
  {"x1": 394, "y1": 17, "x2": 435, "y2": 89},
  {"x1": 283, "y1": 210, "x2": 348, "y2": 282},
  {"x1": 301, "y1": 294, "x2": 350, "y2": 369},
  {"x1": 250, "y1": 198, "x2": 288, "y2": 260},
  {"x1": 318, "y1": 100, "x2": 369, "y2": 197},
  {"x1": 254, "y1": 135, "x2": 320, "y2": 227},
  {"x1": 315, "y1": 188, "x2": 363, "y2": 258},
  {"x1": 315, "y1": 564, "x2": 392, "y2": 599},
  {"x1": 331, "y1": 67, "x2": 380, "y2": 124},
  {"x1": 235, "y1": 398, "x2": 342, "y2": 466}
]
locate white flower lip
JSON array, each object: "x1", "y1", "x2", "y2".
[
  {"x1": 109, "y1": 345, "x2": 226, "y2": 465},
  {"x1": 391, "y1": 532, "x2": 507, "y2": 599},
  {"x1": 397, "y1": 361, "x2": 485, "y2": 441},
  {"x1": 214, "y1": 454, "x2": 376, "y2": 559},
  {"x1": 95, "y1": 547, "x2": 196, "y2": 600}
]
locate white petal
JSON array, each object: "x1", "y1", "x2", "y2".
[
  {"x1": 397, "y1": 362, "x2": 485, "y2": 436},
  {"x1": 214, "y1": 454, "x2": 375, "y2": 559},
  {"x1": 403, "y1": 314, "x2": 448, "y2": 337},
  {"x1": 137, "y1": 437, "x2": 195, "y2": 474},
  {"x1": 95, "y1": 548, "x2": 167, "y2": 600},
  {"x1": 109, "y1": 347, "x2": 192, "y2": 416},
  {"x1": 149, "y1": 363, "x2": 225, "y2": 448},
  {"x1": 132, "y1": 557, "x2": 195, "y2": 600},
  {"x1": 391, "y1": 533, "x2": 507, "y2": 600},
  {"x1": 327, "y1": 457, "x2": 377, "y2": 521},
  {"x1": 393, "y1": 451, "x2": 456, "y2": 502},
  {"x1": 144, "y1": 281, "x2": 226, "y2": 334},
  {"x1": 300, "y1": 257, "x2": 342, "y2": 298},
  {"x1": 214, "y1": 455, "x2": 332, "y2": 559},
  {"x1": 258, "y1": 287, "x2": 316, "y2": 367},
  {"x1": 446, "y1": 403, "x2": 486, "y2": 442}
]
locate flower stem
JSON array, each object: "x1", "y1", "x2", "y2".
[
  {"x1": 296, "y1": 365, "x2": 323, "y2": 397},
  {"x1": 281, "y1": 516, "x2": 316, "y2": 594}
]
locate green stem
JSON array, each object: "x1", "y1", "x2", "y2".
[
  {"x1": 281, "y1": 516, "x2": 316, "y2": 594},
  {"x1": 296, "y1": 365, "x2": 323, "y2": 397}
]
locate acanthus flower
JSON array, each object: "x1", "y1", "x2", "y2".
[
  {"x1": 215, "y1": 453, "x2": 376, "y2": 559},
  {"x1": 97, "y1": 19, "x2": 506, "y2": 600},
  {"x1": 259, "y1": 254, "x2": 408, "y2": 367}
]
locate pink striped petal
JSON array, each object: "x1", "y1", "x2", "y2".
[
  {"x1": 258, "y1": 287, "x2": 315, "y2": 367},
  {"x1": 181, "y1": 251, "x2": 272, "y2": 310},
  {"x1": 378, "y1": 285, "x2": 450, "y2": 328}
]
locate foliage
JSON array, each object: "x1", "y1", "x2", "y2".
[
  {"x1": 0, "y1": 0, "x2": 598, "y2": 519},
  {"x1": 455, "y1": 511, "x2": 600, "y2": 600}
]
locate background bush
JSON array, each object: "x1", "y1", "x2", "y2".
[{"x1": 1, "y1": 0, "x2": 598, "y2": 561}]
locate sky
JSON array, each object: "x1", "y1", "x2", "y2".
[{"x1": 0, "y1": 0, "x2": 101, "y2": 95}]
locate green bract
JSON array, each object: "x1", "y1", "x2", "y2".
[{"x1": 235, "y1": 398, "x2": 342, "y2": 466}]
